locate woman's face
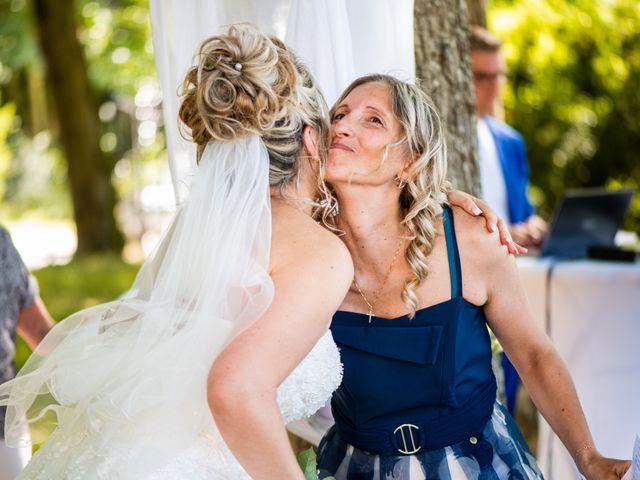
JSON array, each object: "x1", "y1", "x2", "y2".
[{"x1": 326, "y1": 82, "x2": 409, "y2": 186}]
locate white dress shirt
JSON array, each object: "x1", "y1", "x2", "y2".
[{"x1": 477, "y1": 117, "x2": 511, "y2": 224}]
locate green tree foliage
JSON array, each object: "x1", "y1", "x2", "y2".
[
  {"x1": 0, "y1": 0, "x2": 155, "y2": 120},
  {"x1": 0, "y1": 0, "x2": 163, "y2": 228},
  {"x1": 0, "y1": 0, "x2": 39, "y2": 72},
  {"x1": 78, "y1": 1, "x2": 156, "y2": 96},
  {"x1": 490, "y1": 0, "x2": 640, "y2": 231}
]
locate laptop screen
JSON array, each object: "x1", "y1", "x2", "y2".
[{"x1": 540, "y1": 188, "x2": 635, "y2": 258}]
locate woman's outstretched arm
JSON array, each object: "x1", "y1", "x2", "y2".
[{"x1": 460, "y1": 210, "x2": 631, "y2": 480}]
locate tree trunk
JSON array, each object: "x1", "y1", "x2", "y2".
[
  {"x1": 466, "y1": 0, "x2": 488, "y2": 27},
  {"x1": 32, "y1": 0, "x2": 123, "y2": 253},
  {"x1": 414, "y1": 0, "x2": 480, "y2": 195}
]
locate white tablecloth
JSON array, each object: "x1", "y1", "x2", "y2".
[{"x1": 517, "y1": 257, "x2": 640, "y2": 479}]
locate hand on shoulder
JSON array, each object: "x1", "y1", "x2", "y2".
[
  {"x1": 450, "y1": 205, "x2": 518, "y2": 307},
  {"x1": 450, "y1": 205, "x2": 512, "y2": 269}
]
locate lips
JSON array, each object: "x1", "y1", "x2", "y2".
[{"x1": 330, "y1": 142, "x2": 353, "y2": 152}]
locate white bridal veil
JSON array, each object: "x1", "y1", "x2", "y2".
[{"x1": 0, "y1": 136, "x2": 274, "y2": 477}]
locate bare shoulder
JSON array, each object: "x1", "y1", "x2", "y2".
[
  {"x1": 293, "y1": 224, "x2": 353, "y2": 277},
  {"x1": 450, "y1": 205, "x2": 515, "y2": 301},
  {"x1": 450, "y1": 205, "x2": 510, "y2": 262},
  {"x1": 271, "y1": 209, "x2": 353, "y2": 287}
]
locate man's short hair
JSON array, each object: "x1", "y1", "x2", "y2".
[{"x1": 470, "y1": 26, "x2": 502, "y2": 53}]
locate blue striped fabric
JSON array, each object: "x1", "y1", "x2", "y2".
[{"x1": 317, "y1": 402, "x2": 543, "y2": 480}]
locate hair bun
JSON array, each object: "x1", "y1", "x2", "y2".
[{"x1": 179, "y1": 24, "x2": 298, "y2": 148}]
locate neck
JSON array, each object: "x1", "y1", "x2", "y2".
[
  {"x1": 270, "y1": 169, "x2": 317, "y2": 217},
  {"x1": 334, "y1": 183, "x2": 406, "y2": 267}
]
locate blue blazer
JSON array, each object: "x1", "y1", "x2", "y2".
[{"x1": 484, "y1": 115, "x2": 535, "y2": 224}]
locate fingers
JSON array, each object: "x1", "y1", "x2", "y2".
[
  {"x1": 471, "y1": 196, "x2": 498, "y2": 233},
  {"x1": 499, "y1": 221, "x2": 527, "y2": 255},
  {"x1": 462, "y1": 195, "x2": 483, "y2": 216},
  {"x1": 510, "y1": 226, "x2": 533, "y2": 249},
  {"x1": 484, "y1": 211, "x2": 498, "y2": 234},
  {"x1": 509, "y1": 241, "x2": 528, "y2": 254},
  {"x1": 497, "y1": 218, "x2": 510, "y2": 245},
  {"x1": 447, "y1": 190, "x2": 527, "y2": 254},
  {"x1": 450, "y1": 190, "x2": 483, "y2": 216}
]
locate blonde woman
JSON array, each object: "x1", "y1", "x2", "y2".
[{"x1": 317, "y1": 75, "x2": 631, "y2": 480}]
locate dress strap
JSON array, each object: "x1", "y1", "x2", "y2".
[{"x1": 442, "y1": 205, "x2": 463, "y2": 298}]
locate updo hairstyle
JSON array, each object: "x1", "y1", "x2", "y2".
[{"x1": 179, "y1": 24, "x2": 333, "y2": 202}]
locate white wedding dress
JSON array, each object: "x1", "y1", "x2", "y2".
[
  {"x1": 18, "y1": 330, "x2": 341, "y2": 480},
  {"x1": 0, "y1": 137, "x2": 343, "y2": 479},
  {"x1": 149, "y1": 330, "x2": 342, "y2": 479}
]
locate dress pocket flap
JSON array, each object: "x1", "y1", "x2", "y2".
[{"x1": 331, "y1": 324, "x2": 444, "y2": 365}]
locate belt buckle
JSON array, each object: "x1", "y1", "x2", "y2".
[{"x1": 393, "y1": 423, "x2": 422, "y2": 454}]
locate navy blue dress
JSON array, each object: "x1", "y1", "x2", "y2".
[{"x1": 317, "y1": 206, "x2": 542, "y2": 479}]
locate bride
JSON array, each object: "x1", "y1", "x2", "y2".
[{"x1": 0, "y1": 25, "x2": 352, "y2": 479}]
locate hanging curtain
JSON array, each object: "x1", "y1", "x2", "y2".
[{"x1": 149, "y1": 0, "x2": 415, "y2": 201}]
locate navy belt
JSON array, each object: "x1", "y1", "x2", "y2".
[{"x1": 333, "y1": 382, "x2": 496, "y2": 456}]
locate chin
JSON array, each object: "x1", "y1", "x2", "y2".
[
  {"x1": 325, "y1": 158, "x2": 342, "y2": 181},
  {"x1": 324, "y1": 168, "x2": 341, "y2": 184},
  {"x1": 325, "y1": 162, "x2": 352, "y2": 183}
]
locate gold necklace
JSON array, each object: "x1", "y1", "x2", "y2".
[{"x1": 352, "y1": 238, "x2": 405, "y2": 323}]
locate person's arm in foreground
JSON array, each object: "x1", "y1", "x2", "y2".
[
  {"x1": 17, "y1": 296, "x2": 55, "y2": 349},
  {"x1": 208, "y1": 238, "x2": 353, "y2": 480},
  {"x1": 474, "y1": 214, "x2": 630, "y2": 480}
]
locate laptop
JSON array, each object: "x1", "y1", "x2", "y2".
[{"x1": 539, "y1": 188, "x2": 635, "y2": 258}]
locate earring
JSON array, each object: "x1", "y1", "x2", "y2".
[{"x1": 394, "y1": 175, "x2": 408, "y2": 188}]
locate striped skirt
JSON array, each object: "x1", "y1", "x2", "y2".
[{"x1": 317, "y1": 402, "x2": 543, "y2": 479}]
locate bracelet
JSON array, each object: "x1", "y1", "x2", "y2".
[{"x1": 575, "y1": 443, "x2": 595, "y2": 457}]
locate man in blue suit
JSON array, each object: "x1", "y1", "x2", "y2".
[
  {"x1": 471, "y1": 26, "x2": 547, "y2": 248},
  {"x1": 471, "y1": 26, "x2": 547, "y2": 416}
]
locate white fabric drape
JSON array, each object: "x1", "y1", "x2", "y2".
[
  {"x1": 345, "y1": 0, "x2": 415, "y2": 83},
  {"x1": 285, "y1": 0, "x2": 355, "y2": 108},
  {"x1": 149, "y1": 0, "x2": 415, "y2": 200}
]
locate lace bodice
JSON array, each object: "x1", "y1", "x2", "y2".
[{"x1": 277, "y1": 329, "x2": 342, "y2": 424}]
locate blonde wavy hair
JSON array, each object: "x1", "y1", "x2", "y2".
[
  {"x1": 330, "y1": 74, "x2": 450, "y2": 318},
  {"x1": 178, "y1": 24, "x2": 336, "y2": 218}
]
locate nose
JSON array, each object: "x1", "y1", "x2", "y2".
[{"x1": 332, "y1": 115, "x2": 353, "y2": 138}]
